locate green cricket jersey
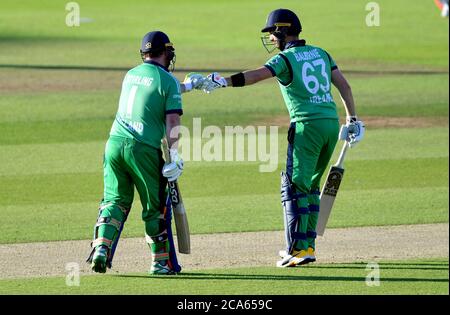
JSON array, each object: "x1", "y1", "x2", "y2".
[
  {"x1": 110, "y1": 61, "x2": 183, "y2": 149},
  {"x1": 264, "y1": 40, "x2": 339, "y2": 122}
]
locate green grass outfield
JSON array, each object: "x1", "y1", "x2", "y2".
[
  {"x1": 0, "y1": 1, "x2": 448, "y2": 244},
  {"x1": 0, "y1": 0, "x2": 448, "y2": 69},
  {"x1": 0, "y1": 73, "x2": 448, "y2": 145},
  {"x1": 0, "y1": 0, "x2": 448, "y2": 244},
  {"x1": 0, "y1": 127, "x2": 448, "y2": 243},
  {"x1": 0, "y1": 259, "x2": 448, "y2": 295}
]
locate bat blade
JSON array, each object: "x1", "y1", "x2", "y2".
[
  {"x1": 316, "y1": 166, "x2": 345, "y2": 236},
  {"x1": 174, "y1": 210, "x2": 191, "y2": 254},
  {"x1": 161, "y1": 138, "x2": 191, "y2": 254},
  {"x1": 167, "y1": 180, "x2": 191, "y2": 254}
]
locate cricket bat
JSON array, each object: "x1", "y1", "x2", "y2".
[
  {"x1": 316, "y1": 140, "x2": 350, "y2": 236},
  {"x1": 162, "y1": 138, "x2": 191, "y2": 254}
]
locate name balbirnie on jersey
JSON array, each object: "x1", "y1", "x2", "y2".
[{"x1": 293, "y1": 48, "x2": 321, "y2": 62}]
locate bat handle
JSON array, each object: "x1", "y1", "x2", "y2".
[
  {"x1": 335, "y1": 141, "x2": 349, "y2": 168},
  {"x1": 161, "y1": 138, "x2": 171, "y2": 163}
]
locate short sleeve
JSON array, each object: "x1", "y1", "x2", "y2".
[
  {"x1": 165, "y1": 76, "x2": 183, "y2": 115},
  {"x1": 325, "y1": 51, "x2": 338, "y2": 71},
  {"x1": 265, "y1": 54, "x2": 288, "y2": 76},
  {"x1": 264, "y1": 54, "x2": 291, "y2": 85}
]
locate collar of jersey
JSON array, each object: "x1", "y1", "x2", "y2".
[
  {"x1": 284, "y1": 39, "x2": 306, "y2": 50},
  {"x1": 143, "y1": 60, "x2": 169, "y2": 72}
]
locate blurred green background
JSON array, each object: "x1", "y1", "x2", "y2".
[{"x1": 0, "y1": 0, "x2": 448, "y2": 243}]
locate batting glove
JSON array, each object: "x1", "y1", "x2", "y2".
[
  {"x1": 203, "y1": 72, "x2": 227, "y2": 94},
  {"x1": 162, "y1": 149, "x2": 184, "y2": 182},
  {"x1": 183, "y1": 72, "x2": 207, "y2": 92},
  {"x1": 345, "y1": 116, "x2": 365, "y2": 147}
]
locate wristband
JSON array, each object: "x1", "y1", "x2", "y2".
[{"x1": 230, "y1": 72, "x2": 245, "y2": 87}]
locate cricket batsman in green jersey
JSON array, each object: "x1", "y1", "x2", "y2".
[
  {"x1": 87, "y1": 31, "x2": 206, "y2": 275},
  {"x1": 202, "y1": 9, "x2": 365, "y2": 267}
]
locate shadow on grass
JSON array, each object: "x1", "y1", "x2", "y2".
[
  {"x1": 304, "y1": 262, "x2": 449, "y2": 271},
  {"x1": 374, "y1": 261, "x2": 449, "y2": 266},
  {"x1": 294, "y1": 260, "x2": 449, "y2": 268},
  {"x1": 116, "y1": 272, "x2": 449, "y2": 283}
]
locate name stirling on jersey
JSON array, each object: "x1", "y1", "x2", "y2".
[{"x1": 124, "y1": 74, "x2": 154, "y2": 87}]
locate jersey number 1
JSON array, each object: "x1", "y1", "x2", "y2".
[{"x1": 125, "y1": 85, "x2": 138, "y2": 119}]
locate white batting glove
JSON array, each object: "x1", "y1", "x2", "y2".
[
  {"x1": 162, "y1": 149, "x2": 184, "y2": 182},
  {"x1": 203, "y1": 72, "x2": 227, "y2": 94},
  {"x1": 345, "y1": 116, "x2": 365, "y2": 147},
  {"x1": 183, "y1": 72, "x2": 207, "y2": 92}
]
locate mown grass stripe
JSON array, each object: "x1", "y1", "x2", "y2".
[
  {"x1": 0, "y1": 186, "x2": 447, "y2": 244},
  {"x1": 1, "y1": 127, "x2": 448, "y2": 176},
  {"x1": 0, "y1": 259, "x2": 447, "y2": 295},
  {"x1": 1, "y1": 156, "x2": 447, "y2": 206}
]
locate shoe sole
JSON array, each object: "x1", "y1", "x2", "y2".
[
  {"x1": 297, "y1": 257, "x2": 315, "y2": 266},
  {"x1": 277, "y1": 255, "x2": 310, "y2": 268},
  {"x1": 279, "y1": 251, "x2": 316, "y2": 264},
  {"x1": 91, "y1": 263, "x2": 106, "y2": 273},
  {"x1": 149, "y1": 270, "x2": 177, "y2": 275},
  {"x1": 91, "y1": 258, "x2": 107, "y2": 273},
  {"x1": 277, "y1": 255, "x2": 316, "y2": 268},
  {"x1": 276, "y1": 260, "x2": 297, "y2": 268}
]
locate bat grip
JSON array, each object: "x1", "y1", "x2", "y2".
[
  {"x1": 161, "y1": 138, "x2": 172, "y2": 163},
  {"x1": 335, "y1": 141, "x2": 349, "y2": 168}
]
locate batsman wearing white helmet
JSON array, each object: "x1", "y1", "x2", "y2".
[{"x1": 202, "y1": 8, "x2": 365, "y2": 267}]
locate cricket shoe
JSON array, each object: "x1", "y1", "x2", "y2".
[
  {"x1": 307, "y1": 247, "x2": 316, "y2": 263},
  {"x1": 91, "y1": 245, "x2": 108, "y2": 273},
  {"x1": 278, "y1": 250, "x2": 288, "y2": 259},
  {"x1": 278, "y1": 248, "x2": 315, "y2": 265},
  {"x1": 276, "y1": 249, "x2": 312, "y2": 268},
  {"x1": 149, "y1": 260, "x2": 176, "y2": 275}
]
